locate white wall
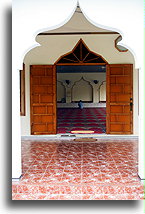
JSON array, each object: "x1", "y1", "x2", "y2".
[
  {"x1": 57, "y1": 81, "x2": 66, "y2": 102},
  {"x1": 26, "y1": 35, "x2": 135, "y2": 64},
  {"x1": 57, "y1": 72, "x2": 106, "y2": 103},
  {"x1": 72, "y1": 78, "x2": 93, "y2": 102}
]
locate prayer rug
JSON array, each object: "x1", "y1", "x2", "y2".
[{"x1": 57, "y1": 108, "x2": 106, "y2": 134}]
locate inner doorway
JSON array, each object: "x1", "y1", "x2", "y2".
[
  {"x1": 56, "y1": 65, "x2": 107, "y2": 134},
  {"x1": 55, "y1": 39, "x2": 108, "y2": 134}
]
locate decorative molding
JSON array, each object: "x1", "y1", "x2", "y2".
[
  {"x1": 72, "y1": 76, "x2": 92, "y2": 87},
  {"x1": 57, "y1": 80, "x2": 66, "y2": 102},
  {"x1": 71, "y1": 76, "x2": 93, "y2": 102},
  {"x1": 12, "y1": 175, "x2": 22, "y2": 182},
  {"x1": 98, "y1": 81, "x2": 106, "y2": 103},
  {"x1": 55, "y1": 38, "x2": 108, "y2": 65},
  {"x1": 115, "y1": 36, "x2": 128, "y2": 52},
  {"x1": 98, "y1": 80, "x2": 106, "y2": 90},
  {"x1": 38, "y1": 32, "x2": 119, "y2": 36},
  {"x1": 57, "y1": 80, "x2": 65, "y2": 87}
]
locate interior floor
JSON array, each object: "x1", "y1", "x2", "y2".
[
  {"x1": 57, "y1": 107, "x2": 106, "y2": 134},
  {"x1": 12, "y1": 138, "x2": 144, "y2": 200}
]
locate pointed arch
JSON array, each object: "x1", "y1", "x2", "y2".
[
  {"x1": 99, "y1": 81, "x2": 106, "y2": 102},
  {"x1": 57, "y1": 80, "x2": 66, "y2": 102},
  {"x1": 55, "y1": 39, "x2": 108, "y2": 64},
  {"x1": 72, "y1": 77, "x2": 93, "y2": 102}
]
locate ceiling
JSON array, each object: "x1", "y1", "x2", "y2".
[{"x1": 56, "y1": 65, "x2": 106, "y2": 73}]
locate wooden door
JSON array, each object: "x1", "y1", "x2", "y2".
[
  {"x1": 106, "y1": 64, "x2": 133, "y2": 134},
  {"x1": 30, "y1": 65, "x2": 56, "y2": 135}
]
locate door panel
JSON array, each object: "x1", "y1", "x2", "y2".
[
  {"x1": 106, "y1": 64, "x2": 133, "y2": 134},
  {"x1": 30, "y1": 65, "x2": 56, "y2": 135}
]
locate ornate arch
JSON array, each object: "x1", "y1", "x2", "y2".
[
  {"x1": 55, "y1": 39, "x2": 108, "y2": 64},
  {"x1": 115, "y1": 36, "x2": 128, "y2": 52},
  {"x1": 57, "y1": 80, "x2": 66, "y2": 102},
  {"x1": 71, "y1": 77, "x2": 93, "y2": 102},
  {"x1": 99, "y1": 81, "x2": 106, "y2": 103}
]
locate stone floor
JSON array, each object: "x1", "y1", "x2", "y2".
[{"x1": 12, "y1": 138, "x2": 144, "y2": 200}]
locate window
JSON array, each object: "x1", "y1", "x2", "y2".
[{"x1": 56, "y1": 39, "x2": 108, "y2": 64}]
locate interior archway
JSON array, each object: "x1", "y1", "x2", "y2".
[
  {"x1": 56, "y1": 39, "x2": 107, "y2": 134},
  {"x1": 57, "y1": 81, "x2": 66, "y2": 102},
  {"x1": 99, "y1": 81, "x2": 106, "y2": 102},
  {"x1": 72, "y1": 77, "x2": 93, "y2": 102}
]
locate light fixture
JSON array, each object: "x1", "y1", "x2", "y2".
[
  {"x1": 93, "y1": 80, "x2": 99, "y2": 84},
  {"x1": 65, "y1": 80, "x2": 71, "y2": 85}
]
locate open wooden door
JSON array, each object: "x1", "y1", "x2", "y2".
[
  {"x1": 30, "y1": 65, "x2": 56, "y2": 135},
  {"x1": 106, "y1": 64, "x2": 133, "y2": 134}
]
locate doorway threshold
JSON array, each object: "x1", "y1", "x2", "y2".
[
  {"x1": 58, "y1": 134, "x2": 138, "y2": 140},
  {"x1": 22, "y1": 134, "x2": 138, "y2": 141},
  {"x1": 60, "y1": 134, "x2": 76, "y2": 138}
]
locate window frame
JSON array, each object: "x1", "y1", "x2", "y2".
[{"x1": 20, "y1": 64, "x2": 25, "y2": 116}]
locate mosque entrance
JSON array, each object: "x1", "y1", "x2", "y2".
[{"x1": 30, "y1": 39, "x2": 133, "y2": 135}]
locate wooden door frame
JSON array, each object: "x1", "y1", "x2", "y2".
[
  {"x1": 54, "y1": 38, "x2": 109, "y2": 134},
  {"x1": 55, "y1": 62, "x2": 108, "y2": 134}
]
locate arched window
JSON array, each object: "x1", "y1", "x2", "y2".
[{"x1": 55, "y1": 39, "x2": 108, "y2": 64}]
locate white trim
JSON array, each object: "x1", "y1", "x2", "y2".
[{"x1": 12, "y1": 175, "x2": 22, "y2": 182}]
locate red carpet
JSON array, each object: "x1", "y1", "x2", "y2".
[{"x1": 57, "y1": 108, "x2": 106, "y2": 134}]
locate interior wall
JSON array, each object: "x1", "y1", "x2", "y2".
[
  {"x1": 100, "y1": 81, "x2": 106, "y2": 102},
  {"x1": 57, "y1": 72, "x2": 106, "y2": 103},
  {"x1": 57, "y1": 81, "x2": 66, "y2": 102},
  {"x1": 22, "y1": 35, "x2": 137, "y2": 136},
  {"x1": 72, "y1": 78, "x2": 93, "y2": 102}
]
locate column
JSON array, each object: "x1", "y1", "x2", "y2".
[
  {"x1": 12, "y1": 68, "x2": 22, "y2": 179},
  {"x1": 92, "y1": 84, "x2": 100, "y2": 103}
]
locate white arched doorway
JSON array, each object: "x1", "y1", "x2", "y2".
[{"x1": 12, "y1": 0, "x2": 144, "y2": 180}]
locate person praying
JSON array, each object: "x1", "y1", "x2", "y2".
[{"x1": 78, "y1": 100, "x2": 83, "y2": 109}]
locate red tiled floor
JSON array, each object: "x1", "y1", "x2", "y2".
[{"x1": 12, "y1": 139, "x2": 145, "y2": 200}]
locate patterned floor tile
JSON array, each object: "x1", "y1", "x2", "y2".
[{"x1": 12, "y1": 139, "x2": 144, "y2": 200}]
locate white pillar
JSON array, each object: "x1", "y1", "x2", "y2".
[
  {"x1": 92, "y1": 84, "x2": 99, "y2": 103},
  {"x1": 138, "y1": 67, "x2": 145, "y2": 179},
  {"x1": 66, "y1": 87, "x2": 72, "y2": 103},
  {"x1": 12, "y1": 68, "x2": 22, "y2": 179}
]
